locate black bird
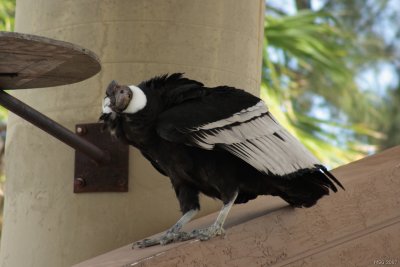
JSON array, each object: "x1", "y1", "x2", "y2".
[{"x1": 100, "y1": 73, "x2": 344, "y2": 248}]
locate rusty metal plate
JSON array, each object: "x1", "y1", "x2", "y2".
[{"x1": 74, "y1": 123, "x2": 129, "y2": 193}]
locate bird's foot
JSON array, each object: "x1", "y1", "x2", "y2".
[
  {"x1": 188, "y1": 224, "x2": 226, "y2": 241},
  {"x1": 133, "y1": 230, "x2": 192, "y2": 249}
]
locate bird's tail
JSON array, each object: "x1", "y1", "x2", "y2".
[{"x1": 275, "y1": 165, "x2": 344, "y2": 208}]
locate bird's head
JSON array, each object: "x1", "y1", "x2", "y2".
[
  {"x1": 104, "y1": 80, "x2": 133, "y2": 112},
  {"x1": 102, "y1": 80, "x2": 147, "y2": 115}
]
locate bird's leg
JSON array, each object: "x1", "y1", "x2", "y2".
[
  {"x1": 159, "y1": 208, "x2": 198, "y2": 244},
  {"x1": 188, "y1": 190, "x2": 238, "y2": 241},
  {"x1": 133, "y1": 209, "x2": 198, "y2": 248}
]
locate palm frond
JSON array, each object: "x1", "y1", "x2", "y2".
[{"x1": 263, "y1": 9, "x2": 380, "y2": 167}]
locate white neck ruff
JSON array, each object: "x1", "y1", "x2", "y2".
[
  {"x1": 102, "y1": 97, "x2": 112, "y2": 114},
  {"x1": 122, "y1": 85, "x2": 147, "y2": 114}
]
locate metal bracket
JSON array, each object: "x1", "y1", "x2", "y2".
[
  {"x1": 74, "y1": 123, "x2": 129, "y2": 193},
  {"x1": 0, "y1": 32, "x2": 129, "y2": 194}
]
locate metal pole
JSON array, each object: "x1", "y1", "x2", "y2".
[{"x1": 0, "y1": 90, "x2": 110, "y2": 164}]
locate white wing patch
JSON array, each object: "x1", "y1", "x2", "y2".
[
  {"x1": 195, "y1": 101, "x2": 266, "y2": 130},
  {"x1": 190, "y1": 101, "x2": 320, "y2": 176}
]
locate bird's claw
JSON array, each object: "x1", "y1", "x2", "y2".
[
  {"x1": 132, "y1": 225, "x2": 226, "y2": 248},
  {"x1": 133, "y1": 231, "x2": 192, "y2": 249},
  {"x1": 133, "y1": 238, "x2": 159, "y2": 249},
  {"x1": 188, "y1": 225, "x2": 226, "y2": 241}
]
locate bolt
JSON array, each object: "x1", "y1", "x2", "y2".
[
  {"x1": 76, "y1": 126, "x2": 87, "y2": 136},
  {"x1": 117, "y1": 179, "x2": 126, "y2": 187},
  {"x1": 74, "y1": 177, "x2": 86, "y2": 188}
]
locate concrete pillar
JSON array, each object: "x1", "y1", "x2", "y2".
[{"x1": 0, "y1": 1, "x2": 264, "y2": 266}]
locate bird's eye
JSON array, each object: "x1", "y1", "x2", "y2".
[{"x1": 120, "y1": 90, "x2": 124, "y2": 94}]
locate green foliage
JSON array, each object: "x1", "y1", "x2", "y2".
[
  {"x1": 0, "y1": 104, "x2": 7, "y2": 125},
  {"x1": 376, "y1": 85, "x2": 400, "y2": 150},
  {"x1": 0, "y1": 0, "x2": 15, "y2": 238},
  {"x1": 263, "y1": 9, "x2": 381, "y2": 167},
  {"x1": 323, "y1": 0, "x2": 400, "y2": 152},
  {"x1": 0, "y1": 0, "x2": 15, "y2": 31}
]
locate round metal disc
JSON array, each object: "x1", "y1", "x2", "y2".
[{"x1": 0, "y1": 31, "x2": 101, "y2": 89}]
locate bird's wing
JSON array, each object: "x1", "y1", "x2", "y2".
[{"x1": 156, "y1": 88, "x2": 320, "y2": 176}]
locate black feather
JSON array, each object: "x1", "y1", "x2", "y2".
[
  {"x1": 315, "y1": 164, "x2": 345, "y2": 190},
  {"x1": 100, "y1": 73, "x2": 345, "y2": 213}
]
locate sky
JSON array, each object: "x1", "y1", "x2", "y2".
[{"x1": 267, "y1": 0, "x2": 399, "y2": 97}]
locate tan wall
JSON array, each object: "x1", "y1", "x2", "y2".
[{"x1": 0, "y1": 1, "x2": 265, "y2": 266}]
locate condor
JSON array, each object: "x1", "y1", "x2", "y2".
[{"x1": 100, "y1": 73, "x2": 344, "y2": 248}]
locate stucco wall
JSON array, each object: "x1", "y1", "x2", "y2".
[{"x1": 0, "y1": 1, "x2": 265, "y2": 266}]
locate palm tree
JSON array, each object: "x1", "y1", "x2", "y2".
[{"x1": 263, "y1": 8, "x2": 382, "y2": 167}]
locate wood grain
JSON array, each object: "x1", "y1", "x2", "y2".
[{"x1": 0, "y1": 31, "x2": 101, "y2": 89}]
